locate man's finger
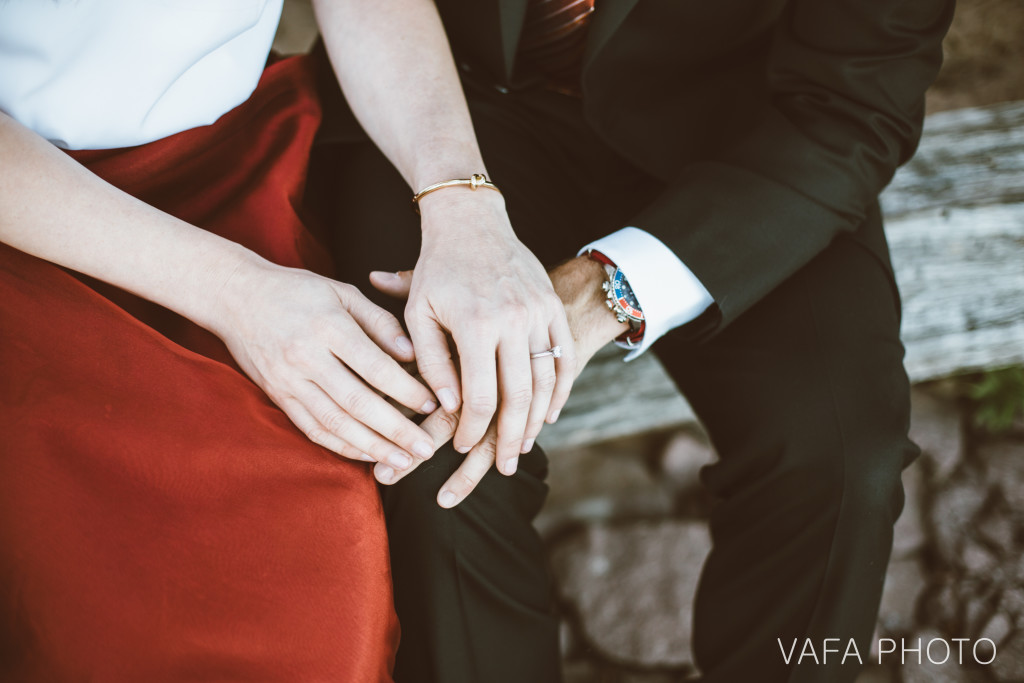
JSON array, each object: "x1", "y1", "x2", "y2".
[
  {"x1": 369, "y1": 269, "x2": 414, "y2": 299},
  {"x1": 436, "y1": 425, "x2": 498, "y2": 508},
  {"x1": 375, "y1": 406, "x2": 460, "y2": 486},
  {"x1": 521, "y1": 331, "x2": 557, "y2": 453},
  {"x1": 545, "y1": 314, "x2": 577, "y2": 424}
]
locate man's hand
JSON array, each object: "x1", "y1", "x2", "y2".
[
  {"x1": 211, "y1": 258, "x2": 439, "y2": 469},
  {"x1": 403, "y1": 189, "x2": 577, "y2": 476},
  {"x1": 369, "y1": 255, "x2": 629, "y2": 505}
]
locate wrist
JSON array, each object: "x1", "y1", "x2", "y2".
[
  {"x1": 418, "y1": 187, "x2": 509, "y2": 236},
  {"x1": 409, "y1": 157, "x2": 491, "y2": 205},
  {"x1": 199, "y1": 249, "x2": 276, "y2": 336},
  {"x1": 550, "y1": 256, "x2": 629, "y2": 366}
]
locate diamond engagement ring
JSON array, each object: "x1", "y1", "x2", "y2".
[{"x1": 530, "y1": 346, "x2": 562, "y2": 360}]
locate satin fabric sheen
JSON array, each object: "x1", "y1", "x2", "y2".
[{"x1": 0, "y1": 56, "x2": 399, "y2": 681}]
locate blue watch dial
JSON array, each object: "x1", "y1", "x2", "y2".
[{"x1": 611, "y1": 269, "x2": 644, "y2": 322}]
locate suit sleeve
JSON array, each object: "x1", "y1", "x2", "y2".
[{"x1": 629, "y1": 0, "x2": 954, "y2": 334}]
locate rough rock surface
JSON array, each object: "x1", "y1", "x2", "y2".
[{"x1": 551, "y1": 520, "x2": 711, "y2": 669}]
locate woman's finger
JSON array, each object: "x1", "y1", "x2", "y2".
[
  {"x1": 293, "y1": 383, "x2": 435, "y2": 472},
  {"x1": 520, "y1": 330, "x2": 556, "y2": 454},
  {"x1": 450, "y1": 325, "x2": 498, "y2": 453},
  {"x1": 310, "y1": 360, "x2": 436, "y2": 463},
  {"x1": 340, "y1": 282, "x2": 418, "y2": 364},
  {"x1": 275, "y1": 394, "x2": 370, "y2": 462},
  {"x1": 545, "y1": 311, "x2": 577, "y2": 424},
  {"x1": 328, "y1": 316, "x2": 437, "y2": 415},
  {"x1": 493, "y1": 334, "x2": 533, "y2": 475},
  {"x1": 406, "y1": 312, "x2": 463, "y2": 414}
]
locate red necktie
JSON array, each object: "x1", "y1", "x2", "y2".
[{"x1": 517, "y1": 0, "x2": 596, "y2": 95}]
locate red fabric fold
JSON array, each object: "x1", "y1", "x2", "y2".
[{"x1": 0, "y1": 56, "x2": 399, "y2": 682}]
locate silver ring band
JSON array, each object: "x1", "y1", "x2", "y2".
[{"x1": 530, "y1": 345, "x2": 562, "y2": 360}]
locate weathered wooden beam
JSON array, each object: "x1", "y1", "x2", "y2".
[
  {"x1": 542, "y1": 101, "x2": 1024, "y2": 450},
  {"x1": 892, "y1": 203, "x2": 1024, "y2": 382}
]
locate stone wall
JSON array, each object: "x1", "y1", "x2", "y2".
[{"x1": 543, "y1": 387, "x2": 1024, "y2": 682}]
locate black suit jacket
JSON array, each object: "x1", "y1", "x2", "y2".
[
  {"x1": 431, "y1": 0, "x2": 953, "y2": 330},
  {"x1": 316, "y1": 0, "x2": 953, "y2": 332}
]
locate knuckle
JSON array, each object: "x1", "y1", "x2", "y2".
[
  {"x1": 417, "y1": 354, "x2": 452, "y2": 374},
  {"x1": 361, "y1": 354, "x2": 393, "y2": 382},
  {"x1": 319, "y1": 410, "x2": 349, "y2": 436},
  {"x1": 503, "y1": 301, "x2": 529, "y2": 323},
  {"x1": 533, "y1": 371, "x2": 557, "y2": 393},
  {"x1": 454, "y1": 470, "x2": 481, "y2": 491},
  {"x1": 340, "y1": 388, "x2": 374, "y2": 416},
  {"x1": 334, "y1": 282, "x2": 359, "y2": 300},
  {"x1": 381, "y1": 421, "x2": 413, "y2": 447},
  {"x1": 280, "y1": 340, "x2": 308, "y2": 367},
  {"x1": 465, "y1": 396, "x2": 498, "y2": 417},
  {"x1": 433, "y1": 409, "x2": 460, "y2": 434},
  {"x1": 473, "y1": 436, "x2": 498, "y2": 459},
  {"x1": 365, "y1": 304, "x2": 398, "y2": 331},
  {"x1": 504, "y1": 386, "x2": 533, "y2": 410},
  {"x1": 305, "y1": 427, "x2": 330, "y2": 447},
  {"x1": 406, "y1": 300, "x2": 433, "y2": 322}
]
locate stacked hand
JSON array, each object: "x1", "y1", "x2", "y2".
[
  {"x1": 370, "y1": 253, "x2": 628, "y2": 508},
  {"x1": 211, "y1": 259, "x2": 440, "y2": 472},
  {"x1": 401, "y1": 189, "x2": 578, "y2": 475},
  {"x1": 207, "y1": 194, "x2": 624, "y2": 509}
]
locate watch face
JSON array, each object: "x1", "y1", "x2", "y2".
[{"x1": 611, "y1": 269, "x2": 644, "y2": 322}]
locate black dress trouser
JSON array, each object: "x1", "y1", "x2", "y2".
[{"x1": 311, "y1": 75, "x2": 917, "y2": 683}]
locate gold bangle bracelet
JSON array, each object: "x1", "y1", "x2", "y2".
[{"x1": 411, "y1": 174, "x2": 501, "y2": 214}]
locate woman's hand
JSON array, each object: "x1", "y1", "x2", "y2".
[
  {"x1": 369, "y1": 256, "x2": 625, "y2": 504},
  {"x1": 210, "y1": 258, "x2": 439, "y2": 468},
  {"x1": 401, "y1": 190, "x2": 577, "y2": 476}
]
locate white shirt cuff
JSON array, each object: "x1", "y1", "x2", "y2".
[{"x1": 579, "y1": 227, "x2": 714, "y2": 361}]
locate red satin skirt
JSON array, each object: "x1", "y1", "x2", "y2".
[{"x1": 0, "y1": 56, "x2": 399, "y2": 681}]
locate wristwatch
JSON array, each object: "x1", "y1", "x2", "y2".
[{"x1": 587, "y1": 249, "x2": 645, "y2": 347}]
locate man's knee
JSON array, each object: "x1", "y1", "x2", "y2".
[{"x1": 757, "y1": 410, "x2": 912, "y2": 533}]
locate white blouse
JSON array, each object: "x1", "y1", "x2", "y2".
[
  {"x1": 0, "y1": 0, "x2": 713, "y2": 356},
  {"x1": 0, "y1": 0, "x2": 283, "y2": 150}
]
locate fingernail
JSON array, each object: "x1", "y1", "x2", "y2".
[
  {"x1": 358, "y1": 452, "x2": 376, "y2": 462},
  {"x1": 439, "y1": 491, "x2": 457, "y2": 508},
  {"x1": 420, "y1": 399, "x2": 438, "y2": 414},
  {"x1": 395, "y1": 335, "x2": 414, "y2": 355},
  {"x1": 547, "y1": 408, "x2": 561, "y2": 424},
  {"x1": 378, "y1": 466, "x2": 395, "y2": 483},
  {"x1": 412, "y1": 441, "x2": 434, "y2": 459},
  {"x1": 437, "y1": 388, "x2": 458, "y2": 413},
  {"x1": 504, "y1": 456, "x2": 519, "y2": 475},
  {"x1": 387, "y1": 453, "x2": 412, "y2": 469},
  {"x1": 455, "y1": 443, "x2": 471, "y2": 454},
  {"x1": 374, "y1": 271, "x2": 397, "y2": 280},
  {"x1": 520, "y1": 438, "x2": 535, "y2": 454}
]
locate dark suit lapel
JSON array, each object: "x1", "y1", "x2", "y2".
[
  {"x1": 498, "y1": 0, "x2": 529, "y2": 79},
  {"x1": 583, "y1": 0, "x2": 640, "y2": 66}
]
